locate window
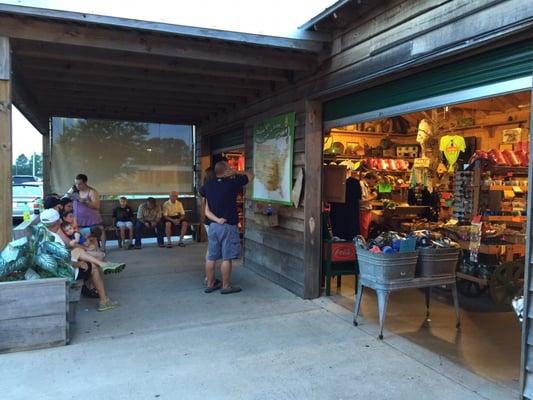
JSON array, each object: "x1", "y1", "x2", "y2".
[{"x1": 51, "y1": 118, "x2": 193, "y2": 195}]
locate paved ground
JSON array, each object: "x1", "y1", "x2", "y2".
[{"x1": 0, "y1": 242, "x2": 517, "y2": 400}]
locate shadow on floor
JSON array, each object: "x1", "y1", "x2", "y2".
[{"x1": 328, "y1": 275, "x2": 521, "y2": 392}]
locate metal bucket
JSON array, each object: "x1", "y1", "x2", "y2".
[
  {"x1": 416, "y1": 247, "x2": 460, "y2": 277},
  {"x1": 356, "y1": 248, "x2": 418, "y2": 283}
]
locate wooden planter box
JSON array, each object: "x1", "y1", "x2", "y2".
[{"x1": 0, "y1": 278, "x2": 69, "y2": 353}]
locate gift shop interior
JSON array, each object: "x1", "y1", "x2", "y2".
[{"x1": 322, "y1": 90, "x2": 531, "y2": 390}]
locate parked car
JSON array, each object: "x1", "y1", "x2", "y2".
[
  {"x1": 12, "y1": 182, "x2": 43, "y2": 222},
  {"x1": 12, "y1": 175, "x2": 39, "y2": 185}
]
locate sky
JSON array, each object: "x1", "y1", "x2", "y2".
[{"x1": 6, "y1": 0, "x2": 334, "y2": 161}]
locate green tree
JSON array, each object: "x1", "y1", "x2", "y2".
[{"x1": 14, "y1": 154, "x2": 31, "y2": 175}]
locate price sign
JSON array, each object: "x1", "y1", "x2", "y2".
[{"x1": 413, "y1": 158, "x2": 430, "y2": 168}]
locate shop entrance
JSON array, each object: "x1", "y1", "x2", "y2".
[{"x1": 321, "y1": 90, "x2": 531, "y2": 391}]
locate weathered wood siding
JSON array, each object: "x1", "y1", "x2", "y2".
[
  {"x1": 200, "y1": 0, "x2": 533, "y2": 299},
  {"x1": 0, "y1": 278, "x2": 68, "y2": 353},
  {"x1": 243, "y1": 100, "x2": 306, "y2": 297}
]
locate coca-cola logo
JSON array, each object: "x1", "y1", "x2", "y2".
[{"x1": 332, "y1": 245, "x2": 355, "y2": 260}]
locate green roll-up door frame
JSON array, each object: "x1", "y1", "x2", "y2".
[
  {"x1": 210, "y1": 129, "x2": 244, "y2": 152},
  {"x1": 323, "y1": 40, "x2": 533, "y2": 124}
]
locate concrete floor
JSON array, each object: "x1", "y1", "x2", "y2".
[
  {"x1": 0, "y1": 242, "x2": 519, "y2": 400},
  {"x1": 329, "y1": 275, "x2": 521, "y2": 394}
]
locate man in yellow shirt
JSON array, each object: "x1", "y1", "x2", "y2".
[{"x1": 162, "y1": 191, "x2": 189, "y2": 248}]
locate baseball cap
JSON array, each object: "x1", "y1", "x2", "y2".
[
  {"x1": 44, "y1": 196, "x2": 62, "y2": 210},
  {"x1": 40, "y1": 209, "x2": 60, "y2": 225}
]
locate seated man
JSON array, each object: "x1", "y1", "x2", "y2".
[
  {"x1": 134, "y1": 197, "x2": 164, "y2": 249},
  {"x1": 162, "y1": 191, "x2": 189, "y2": 248},
  {"x1": 40, "y1": 209, "x2": 120, "y2": 312}
]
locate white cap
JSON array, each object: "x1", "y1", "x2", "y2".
[{"x1": 40, "y1": 208, "x2": 60, "y2": 225}]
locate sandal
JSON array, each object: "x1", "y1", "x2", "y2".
[
  {"x1": 204, "y1": 280, "x2": 222, "y2": 293},
  {"x1": 178, "y1": 242, "x2": 186, "y2": 247},
  {"x1": 97, "y1": 298, "x2": 119, "y2": 312},
  {"x1": 81, "y1": 285, "x2": 99, "y2": 299},
  {"x1": 220, "y1": 286, "x2": 242, "y2": 295},
  {"x1": 166, "y1": 243, "x2": 173, "y2": 248}
]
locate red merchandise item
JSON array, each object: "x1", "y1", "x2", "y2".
[
  {"x1": 514, "y1": 150, "x2": 529, "y2": 167},
  {"x1": 502, "y1": 150, "x2": 521, "y2": 166},
  {"x1": 388, "y1": 159, "x2": 398, "y2": 171},
  {"x1": 377, "y1": 158, "x2": 389, "y2": 170},
  {"x1": 488, "y1": 149, "x2": 508, "y2": 165}
]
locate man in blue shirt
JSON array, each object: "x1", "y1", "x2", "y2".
[{"x1": 199, "y1": 161, "x2": 253, "y2": 294}]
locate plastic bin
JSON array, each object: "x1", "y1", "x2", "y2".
[
  {"x1": 356, "y1": 248, "x2": 418, "y2": 283},
  {"x1": 416, "y1": 247, "x2": 460, "y2": 277}
]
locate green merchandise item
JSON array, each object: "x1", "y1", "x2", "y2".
[
  {"x1": 24, "y1": 268, "x2": 41, "y2": 280},
  {"x1": 378, "y1": 182, "x2": 393, "y2": 193},
  {"x1": 35, "y1": 253, "x2": 58, "y2": 274},
  {"x1": 41, "y1": 241, "x2": 71, "y2": 262}
]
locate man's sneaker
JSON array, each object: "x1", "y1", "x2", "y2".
[
  {"x1": 101, "y1": 262, "x2": 126, "y2": 275},
  {"x1": 97, "y1": 298, "x2": 119, "y2": 312}
]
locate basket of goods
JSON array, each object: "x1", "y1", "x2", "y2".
[
  {"x1": 411, "y1": 230, "x2": 460, "y2": 277},
  {"x1": 354, "y1": 232, "x2": 418, "y2": 283}
]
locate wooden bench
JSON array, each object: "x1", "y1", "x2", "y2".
[{"x1": 99, "y1": 197, "x2": 202, "y2": 242}]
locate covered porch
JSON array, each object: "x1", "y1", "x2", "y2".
[{"x1": 0, "y1": 241, "x2": 515, "y2": 400}]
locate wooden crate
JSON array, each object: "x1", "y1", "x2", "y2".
[{"x1": 0, "y1": 278, "x2": 68, "y2": 353}]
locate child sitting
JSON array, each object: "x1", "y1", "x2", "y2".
[
  {"x1": 113, "y1": 196, "x2": 134, "y2": 249},
  {"x1": 61, "y1": 221, "x2": 87, "y2": 248}
]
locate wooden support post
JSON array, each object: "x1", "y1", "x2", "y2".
[
  {"x1": 303, "y1": 100, "x2": 322, "y2": 299},
  {"x1": 0, "y1": 36, "x2": 11, "y2": 249},
  {"x1": 42, "y1": 129, "x2": 51, "y2": 195}
]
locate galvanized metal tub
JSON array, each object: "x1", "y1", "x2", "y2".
[
  {"x1": 416, "y1": 247, "x2": 460, "y2": 277},
  {"x1": 356, "y1": 248, "x2": 418, "y2": 283}
]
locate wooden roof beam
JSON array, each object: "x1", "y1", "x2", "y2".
[
  {"x1": 11, "y1": 74, "x2": 49, "y2": 135},
  {"x1": 0, "y1": 15, "x2": 317, "y2": 71},
  {"x1": 29, "y1": 81, "x2": 242, "y2": 106},
  {"x1": 13, "y1": 42, "x2": 291, "y2": 82},
  {"x1": 28, "y1": 75, "x2": 250, "y2": 103},
  {"x1": 16, "y1": 56, "x2": 274, "y2": 91},
  {"x1": 0, "y1": 4, "x2": 328, "y2": 52},
  {"x1": 22, "y1": 63, "x2": 267, "y2": 97},
  {"x1": 43, "y1": 94, "x2": 224, "y2": 114}
]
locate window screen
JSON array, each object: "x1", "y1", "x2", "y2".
[{"x1": 51, "y1": 118, "x2": 193, "y2": 195}]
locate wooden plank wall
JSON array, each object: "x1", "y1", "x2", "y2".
[
  {"x1": 200, "y1": 0, "x2": 533, "y2": 298},
  {"x1": 0, "y1": 278, "x2": 68, "y2": 353},
  {"x1": 243, "y1": 100, "x2": 307, "y2": 297}
]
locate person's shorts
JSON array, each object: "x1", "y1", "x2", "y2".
[
  {"x1": 165, "y1": 216, "x2": 188, "y2": 224},
  {"x1": 76, "y1": 262, "x2": 92, "y2": 281},
  {"x1": 207, "y1": 223, "x2": 241, "y2": 261},
  {"x1": 116, "y1": 221, "x2": 133, "y2": 229}
]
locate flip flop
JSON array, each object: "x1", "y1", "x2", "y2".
[
  {"x1": 220, "y1": 286, "x2": 242, "y2": 295},
  {"x1": 166, "y1": 243, "x2": 173, "y2": 248},
  {"x1": 204, "y1": 281, "x2": 222, "y2": 293},
  {"x1": 178, "y1": 242, "x2": 186, "y2": 247}
]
